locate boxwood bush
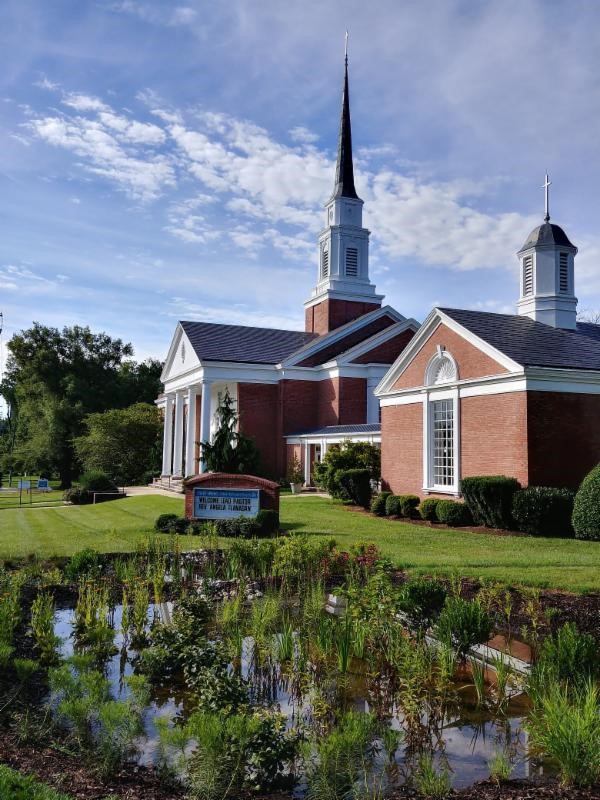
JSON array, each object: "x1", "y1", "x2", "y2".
[
  {"x1": 572, "y1": 464, "x2": 600, "y2": 541},
  {"x1": 255, "y1": 509, "x2": 280, "y2": 536},
  {"x1": 419, "y1": 497, "x2": 440, "y2": 522},
  {"x1": 155, "y1": 513, "x2": 179, "y2": 533},
  {"x1": 370, "y1": 491, "x2": 391, "y2": 516},
  {"x1": 512, "y1": 486, "x2": 575, "y2": 537},
  {"x1": 436, "y1": 499, "x2": 472, "y2": 527},
  {"x1": 385, "y1": 494, "x2": 402, "y2": 517},
  {"x1": 399, "y1": 494, "x2": 420, "y2": 518},
  {"x1": 336, "y1": 468, "x2": 372, "y2": 508},
  {"x1": 399, "y1": 577, "x2": 447, "y2": 630},
  {"x1": 460, "y1": 475, "x2": 520, "y2": 529}
]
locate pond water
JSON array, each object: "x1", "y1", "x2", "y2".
[{"x1": 53, "y1": 600, "x2": 546, "y2": 791}]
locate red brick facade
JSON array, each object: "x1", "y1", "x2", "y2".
[
  {"x1": 305, "y1": 298, "x2": 381, "y2": 335},
  {"x1": 238, "y1": 383, "x2": 280, "y2": 478},
  {"x1": 184, "y1": 472, "x2": 279, "y2": 519},
  {"x1": 352, "y1": 329, "x2": 415, "y2": 364}
]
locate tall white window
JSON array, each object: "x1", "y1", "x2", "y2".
[
  {"x1": 345, "y1": 247, "x2": 358, "y2": 276},
  {"x1": 432, "y1": 399, "x2": 454, "y2": 487},
  {"x1": 523, "y1": 254, "x2": 534, "y2": 296},
  {"x1": 321, "y1": 245, "x2": 329, "y2": 279},
  {"x1": 559, "y1": 252, "x2": 569, "y2": 293}
]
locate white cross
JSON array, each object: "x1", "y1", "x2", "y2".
[{"x1": 542, "y1": 172, "x2": 552, "y2": 221}]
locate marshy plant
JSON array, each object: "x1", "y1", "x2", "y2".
[
  {"x1": 335, "y1": 614, "x2": 353, "y2": 674},
  {"x1": 525, "y1": 680, "x2": 600, "y2": 787},
  {"x1": 414, "y1": 753, "x2": 451, "y2": 799},
  {"x1": 488, "y1": 749, "x2": 513, "y2": 784},
  {"x1": 249, "y1": 594, "x2": 279, "y2": 650},
  {"x1": 74, "y1": 579, "x2": 115, "y2": 654},
  {"x1": 434, "y1": 598, "x2": 492, "y2": 662},
  {"x1": 351, "y1": 618, "x2": 369, "y2": 660},
  {"x1": 469, "y1": 658, "x2": 487, "y2": 707},
  {"x1": 130, "y1": 579, "x2": 150, "y2": 646},
  {"x1": 276, "y1": 618, "x2": 295, "y2": 663},
  {"x1": 490, "y1": 652, "x2": 513, "y2": 707},
  {"x1": 528, "y1": 622, "x2": 599, "y2": 702},
  {"x1": 30, "y1": 592, "x2": 61, "y2": 664}
]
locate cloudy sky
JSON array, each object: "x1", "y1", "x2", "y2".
[{"x1": 2, "y1": 0, "x2": 600, "y2": 374}]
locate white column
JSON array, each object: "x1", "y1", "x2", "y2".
[
  {"x1": 185, "y1": 386, "x2": 198, "y2": 476},
  {"x1": 161, "y1": 395, "x2": 174, "y2": 476},
  {"x1": 367, "y1": 377, "x2": 380, "y2": 423},
  {"x1": 172, "y1": 391, "x2": 185, "y2": 477},
  {"x1": 198, "y1": 379, "x2": 212, "y2": 473},
  {"x1": 303, "y1": 441, "x2": 311, "y2": 485}
]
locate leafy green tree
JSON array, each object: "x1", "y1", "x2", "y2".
[
  {"x1": 201, "y1": 389, "x2": 260, "y2": 475},
  {"x1": 313, "y1": 441, "x2": 380, "y2": 498},
  {"x1": 74, "y1": 403, "x2": 162, "y2": 485},
  {"x1": 0, "y1": 323, "x2": 162, "y2": 487}
]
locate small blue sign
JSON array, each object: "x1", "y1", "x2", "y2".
[
  {"x1": 193, "y1": 487, "x2": 260, "y2": 519},
  {"x1": 17, "y1": 480, "x2": 31, "y2": 490},
  {"x1": 37, "y1": 479, "x2": 50, "y2": 490}
]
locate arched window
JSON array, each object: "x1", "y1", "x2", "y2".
[{"x1": 424, "y1": 349, "x2": 459, "y2": 493}]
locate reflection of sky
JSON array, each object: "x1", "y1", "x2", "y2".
[{"x1": 54, "y1": 607, "x2": 538, "y2": 789}]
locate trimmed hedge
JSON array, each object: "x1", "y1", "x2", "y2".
[
  {"x1": 385, "y1": 494, "x2": 402, "y2": 517},
  {"x1": 460, "y1": 475, "x2": 520, "y2": 529},
  {"x1": 572, "y1": 464, "x2": 600, "y2": 541},
  {"x1": 256, "y1": 509, "x2": 280, "y2": 536},
  {"x1": 420, "y1": 498, "x2": 440, "y2": 522},
  {"x1": 512, "y1": 486, "x2": 575, "y2": 537},
  {"x1": 79, "y1": 470, "x2": 118, "y2": 492},
  {"x1": 336, "y1": 468, "x2": 372, "y2": 508},
  {"x1": 370, "y1": 491, "x2": 391, "y2": 516},
  {"x1": 436, "y1": 499, "x2": 472, "y2": 526},
  {"x1": 399, "y1": 494, "x2": 420, "y2": 518},
  {"x1": 63, "y1": 487, "x2": 92, "y2": 505},
  {"x1": 155, "y1": 513, "x2": 179, "y2": 532}
]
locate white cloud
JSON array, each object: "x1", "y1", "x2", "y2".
[{"x1": 289, "y1": 126, "x2": 319, "y2": 144}]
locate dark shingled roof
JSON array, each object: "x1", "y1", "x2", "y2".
[
  {"x1": 290, "y1": 423, "x2": 381, "y2": 437},
  {"x1": 181, "y1": 321, "x2": 317, "y2": 365},
  {"x1": 519, "y1": 222, "x2": 576, "y2": 251},
  {"x1": 440, "y1": 308, "x2": 600, "y2": 371}
]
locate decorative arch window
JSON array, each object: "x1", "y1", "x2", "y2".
[{"x1": 423, "y1": 348, "x2": 460, "y2": 493}]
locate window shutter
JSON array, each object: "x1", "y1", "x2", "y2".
[
  {"x1": 321, "y1": 247, "x2": 329, "y2": 278},
  {"x1": 345, "y1": 247, "x2": 358, "y2": 276},
  {"x1": 523, "y1": 254, "x2": 534, "y2": 296},
  {"x1": 559, "y1": 253, "x2": 569, "y2": 293}
]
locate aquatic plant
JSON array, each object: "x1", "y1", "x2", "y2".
[
  {"x1": 434, "y1": 598, "x2": 491, "y2": 661},
  {"x1": 64, "y1": 548, "x2": 100, "y2": 582},
  {"x1": 74, "y1": 579, "x2": 115, "y2": 655},
  {"x1": 276, "y1": 618, "x2": 295, "y2": 663},
  {"x1": 130, "y1": 579, "x2": 149, "y2": 645},
  {"x1": 30, "y1": 592, "x2": 60, "y2": 663},
  {"x1": 529, "y1": 622, "x2": 598, "y2": 700},
  {"x1": 488, "y1": 749, "x2": 513, "y2": 783},
  {"x1": 0, "y1": 570, "x2": 23, "y2": 649},
  {"x1": 469, "y1": 658, "x2": 487, "y2": 707},
  {"x1": 249, "y1": 594, "x2": 279, "y2": 650},
  {"x1": 526, "y1": 680, "x2": 600, "y2": 787},
  {"x1": 399, "y1": 578, "x2": 447, "y2": 631},
  {"x1": 335, "y1": 614, "x2": 353, "y2": 674},
  {"x1": 413, "y1": 753, "x2": 451, "y2": 798}
]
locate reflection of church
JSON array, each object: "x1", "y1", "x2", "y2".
[{"x1": 158, "y1": 58, "x2": 600, "y2": 496}]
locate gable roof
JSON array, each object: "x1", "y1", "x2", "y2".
[
  {"x1": 180, "y1": 321, "x2": 316, "y2": 365},
  {"x1": 439, "y1": 308, "x2": 600, "y2": 371}
]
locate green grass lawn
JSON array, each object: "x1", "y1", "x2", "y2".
[
  {"x1": 0, "y1": 494, "x2": 599, "y2": 592},
  {"x1": 0, "y1": 764, "x2": 73, "y2": 799}
]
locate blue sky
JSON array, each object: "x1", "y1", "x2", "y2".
[{"x1": 2, "y1": 0, "x2": 600, "y2": 376}]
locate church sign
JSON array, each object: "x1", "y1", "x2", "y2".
[
  {"x1": 193, "y1": 488, "x2": 260, "y2": 519},
  {"x1": 184, "y1": 472, "x2": 279, "y2": 521}
]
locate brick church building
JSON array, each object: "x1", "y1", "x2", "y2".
[
  {"x1": 159, "y1": 58, "x2": 600, "y2": 495},
  {"x1": 158, "y1": 57, "x2": 418, "y2": 485}
]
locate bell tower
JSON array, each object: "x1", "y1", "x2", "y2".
[{"x1": 305, "y1": 43, "x2": 383, "y2": 335}]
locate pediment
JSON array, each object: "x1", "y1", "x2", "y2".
[{"x1": 161, "y1": 324, "x2": 201, "y2": 383}]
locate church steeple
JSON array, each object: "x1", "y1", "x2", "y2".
[
  {"x1": 304, "y1": 40, "x2": 383, "y2": 335},
  {"x1": 331, "y1": 51, "x2": 360, "y2": 201}
]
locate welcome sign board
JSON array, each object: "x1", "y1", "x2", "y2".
[{"x1": 193, "y1": 487, "x2": 260, "y2": 519}]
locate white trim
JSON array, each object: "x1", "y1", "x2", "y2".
[
  {"x1": 375, "y1": 308, "x2": 521, "y2": 397},
  {"x1": 328, "y1": 318, "x2": 419, "y2": 366},
  {"x1": 287, "y1": 433, "x2": 381, "y2": 446},
  {"x1": 304, "y1": 289, "x2": 385, "y2": 308},
  {"x1": 423, "y1": 388, "x2": 460, "y2": 494}
]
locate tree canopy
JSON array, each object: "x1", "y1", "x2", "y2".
[{"x1": 0, "y1": 323, "x2": 162, "y2": 486}]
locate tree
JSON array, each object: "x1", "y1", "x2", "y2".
[
  {"x1": 0, "y1": 323, "x2": 162, "y2": 487},
  {"x1": 313, "y1": 440, "x2": 381, "y2": 498},
  {"x1": 74, "y1": 403, "x2": 162, "y2": 485},
  {"x1": 201, "y1": 389, "x2": 260, "y2": 475}
]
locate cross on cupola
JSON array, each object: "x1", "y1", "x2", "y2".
[
  {"x1": 304, "y1": 35, "x2": 384, "y2": 334},
  {"x1": 542, "y1": 172, "x2": 552, "y2": 222}
]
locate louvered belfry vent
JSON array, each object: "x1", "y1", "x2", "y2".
[
  {"x1": 345, "y1": 247, "x2": 358, "y2": 276},
  {"x1": 321, "y1": 247, "x2": 329, "y2": 278},
  {"x1": 523, "y1": 254, "x2": 534, "y2": 296},
  {"x1": 559, "y1": 252, "x2": 569, "y2": 293}
]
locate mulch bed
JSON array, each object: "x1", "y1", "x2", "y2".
[{"x1": 388, "y1": 780, "x2": 600, "y2": 799}]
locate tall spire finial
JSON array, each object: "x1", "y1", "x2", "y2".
[
  {"x1": 331, "y1": 34, "x2": 360, "y2": 201},
  {"x1": 542, "y1": 172, "x2": 552, "y2": 222}
]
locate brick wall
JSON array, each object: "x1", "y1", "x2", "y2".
[
  {"x1": 317, "y1": 378, "x2": 340, "y2": 427},
  {"x1": 237, "y1": 383, "x2": 280, "y2": 478},
  {"x1": 305, "y1": 299, "x2": 382, "y2": 335},
  {"x1": 380, "y1": 402, "x2": 423, "y2": 494},
  {"x1": 339, "y1": 377, "x2": 367, "y2": 424},
  {"x1": 352, "y1": 329, "x2": 415, "y2": 364},
  {"x1": 527, "y1": 391, "x2": 600, "y2": 488},
  {"x1": 184, "y1": 472, "x2": 279, "y2": 518},
  {"x1": 278, "y1": 380, "x2": 319, "y2": 476},
  {"x1": 392, "y1": 323, "x2": 509, "y2": 390},
  {"x1": 299, "y1": 314, "x2": 396, "y2": 367}
]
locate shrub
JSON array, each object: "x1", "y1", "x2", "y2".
[
  {"x1": 79, "y1": 470, "x2": 118, "y2": 493},
  {"x1": 215, "y1": 517, "x2": 261, "y2": 538},
  {"x1": 572, "y1": 463, "x2": 600, "y2": 540},
  {"x1": 435, "y1": 598, "x2": 492, "y2": 659},
  {"x1": 255, "y1": 509, "x2": 280, "y2": 536},
  {"x1": 313, "y1": 441, "x2": 380, "y2": 497},
  {"x1": 172, "y1": 517, "x2": 190, "y2": 534},
  {"x1": 155, "y1": 513, "x2": 179, "y2": 533},
  {"x1": 336, "y1": 468, "x2": 372, "y2": 508},
  {"x1": 420, "y1": 498, "x2": 440, "y2": 522},
  {"x1": 399, "y1": 494, "x2": 420, "y2": 518},
  {"x1": 64, "y1": 548, "x2": 100, "y2": 581},
  {"x1": 370, "y1": 491, "x2": 391, "y2": 516},
  {"x1": 526, "y1": 681, "x2": 600, "y2": 787},
  {"x1": 436, "y1": 499, "x2": 472, "y2": 526},
  {"x1": 399, "y1": 577, "x2": 447, "y2": 630},
  {"x1": 460, "y1": 475, "x2": 520, "y2": 529},
  {"x1": 385, "y1": 494, "x2": 402, "y2": 517},
  {"x1": 512, "y1": 486, "x2": 575, "y2": 537},
  {"x1": 529, "y1": 622, "x2": 599, "y2": 698},
  {"x1": 63, "y1": 487, "x2": 92, "y2": 505}
]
